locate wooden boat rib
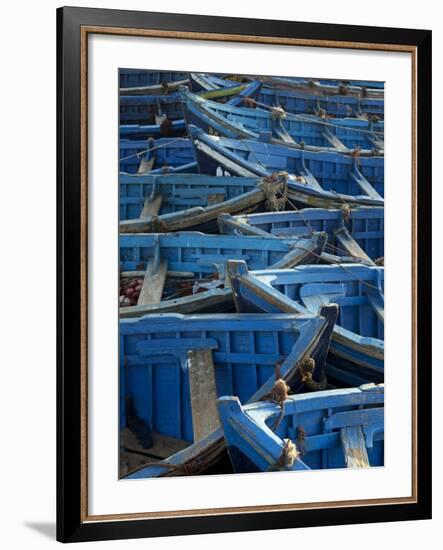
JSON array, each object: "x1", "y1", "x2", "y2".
[
  {"x1": 122, "y1": 308, "x2": 338, "y2": 478},
  {"x1": 119, "y1": 231, "x2": 327, "y2": 317},
  {"x1": 217, "y1": 384, "x2": 384, "y2": 473},
  {"x1": 119, "y1": 173, "x2": 289, "y2": 233},
  {"x1": 218, "y1": 207, "x2": 384, "y2": 264},
  {"x1": 228, "y1": 261, "x2": 384, "y2": 372},
  {"x1": 189, "y1": 126, "x2": 384, "y2": 208},
  {"x1": 181, "y1": 89, "x2": 384, "y2": 155}
]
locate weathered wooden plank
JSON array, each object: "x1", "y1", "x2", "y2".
[
  {"x1": 188, "y1": 348, "x2": 220, "y2": 442},
  {"x1": 340, "y1": 425, "x2": 370, "y2": 468},
  {"x1": 137, "y1": 259, "x2": 168, "y2": 306},
  {"x1": 322, "y1": 128, "x2": 349, "y2": 153},
  {"x1": 350, "y1": 169, "x2": 382, "y2": 199},
  {"x1": 140, "y1": 193, "x2": 163, "y2": 218},
  {"x1": 335, "y1": 226, "x2": 374, "y2": 264},
  {"x1": 274, "y1": 125, "x2": 297, "y2": 145},
  {"x1": 364, "y1": 286, "x2": 385, "y2": 323},
  {"x1": 137, "y1": 156, "x2": 155, "y2": 175},
  {"x1": 207, "y1": 192, "x2": 226, "y2": 205}
]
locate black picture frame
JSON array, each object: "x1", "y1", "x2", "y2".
[{"x1": 57, "y1": 6, "x2": 432, "y2": 543}]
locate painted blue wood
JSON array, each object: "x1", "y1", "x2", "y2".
[
  {"x1": 189, "y1": 126, "x2": 384, "y2": 208},
  {"x1": 256, "y1": 77, "x2": 384, "y2": 101},
  {"x1": 120, "y1": 92, "x2": 185, "y2": 124},
  {"x1": 228, "y1": 261, "x2": 384, "y2": 372},
  {"x1": 119, "y1": 232, "x2": 324, "y2": 277},
  {"x1": 189, "y1": 73, "x2": 236, "y2": 93},
  {"x1": 222, "y1": 207, "x2": 384, "y2": 262},
  {"x1": 122, "y1": 308, "x2": 338, "y2": 479},
  {"x1": 217, "y1": 384, "x2": 384, "y2": 472},
  {"x1": 120, "y1": 79, "x2": 261, "y2": 127},
  {"x1": 119, "y1": 173, "x2": 261, "y2": 220},
  {"x1": 120, "y1": 312, "x2": 325, "y2": 440},
  {"x1": 120, "y1": 119, "x2": 187, "y2": 139},
  {"x1": 119, "y1": 70, "x2": 189, "y2": 88},
  {"x1": 258, "y1": 83, "x2": 384, "y2": 118},
  {"x1": 119, "y1": 137, "x2": 196, "y2": 174},
  {"x1": 182, "y1": 90, "x2": 384, "y2": 154}
]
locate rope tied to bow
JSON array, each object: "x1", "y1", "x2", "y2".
[
  {"x1": 276, "y1": 439, "x2": 299, "y2": 469},
  {"x1": 375, "y1": 256, "x2": 384, "y2": 266},
  {"x1": 258, "y1": 173, "x2": 288, "y2": 211},
  {"x1": 261, "y1": 378, "x2": 290, "y2": 406},
  {"x1": 261, "y1": 361, "x2": 291, "y2": 432},
  {"x1": 298, "y1": 357, "x2": 328, "y2": 391}
]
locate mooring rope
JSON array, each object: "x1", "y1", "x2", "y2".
[{"x1": 275, "y1": 439, "x2": 299, "y2": 469}]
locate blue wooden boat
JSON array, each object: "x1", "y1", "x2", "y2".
[
  {"x1": 181, "y1": 90, "x2": 384, "y2": 155},
  {"x1": 189, "y1": 72, "x2": 239, "y2": 93},
  {"x1": 119, "y1": 173, "x2": 289, "y2": 233},
  {"x1": 257, "y1": 75, "x2": 384, "y2": 100},
  {"x1": 120, "y1": 119, "x2": 187, "y2": 140},
  {"x1": 120, "y1": 79, "x2": 262, "y2": 130},
  {"x1": 217, "y1": 384, "x2": 384, "y2": 473},
  {"x1": 119, "y1": 69, "x2": 189, "y2": 90},
  {"x1": 258, "y1": 83, "x2": 384, "y2": 119},
  {"x1": 120, "y1": 92, "x2": 185, "y2": 124},
  {"x1": 303, "y1": 79, "x2": 384, "y2": 91},
  {"x1": 119, "y1": 137, "x2": 196, "y2": 174},
  {"x1": 218, "y1": 207, "x2": 384, "y2": 264},
  {"x1": 228, "y1": 261, "x2": 384, "y2": 372},
  {"x1": 121, "y1": 309, "x2": 338, "y2": 478},
  {"x1": 189, "y1": 126, "x2": 384, "y2": 208},
  {"x1": 119, "y1": 231, "x2": 327, "y2": 317}
]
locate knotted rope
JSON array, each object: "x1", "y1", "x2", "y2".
[
  {"x1": 260, "y1": 357, "x2": 291, "y2": 432},
  {"x1": 275, "y1": 439, "x2": 299, "y2": 469},
  {"x1": 258, "y1": 173, "x2": 288, "y2": 211},
  {"x1": 296, "y1": 426, "x2": 306, "y2": 457},
  {"x1": 375, "y1": 256, "x2": 384, "y2": 266},
  {"x1": 261, "y1": 378, "x2": 290, "y2": 406},
  {"x1": 270, "y1": 106, "x2": 287, "y2": 120},
  {"x1": 341, "y1": 203, "x2": 352, "y2": 222},
  {"x1": 243, "y1": 97, "x2": 257, "y2": 108},
  {"x1": 351, "y1": 146, "x2": 362, "y2": 159},
  {"x1": 298, "y1": 357, "x2": 328, "y2": 391}
]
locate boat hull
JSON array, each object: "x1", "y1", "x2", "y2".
[
  {"x1": 219, "y1": 207, "x2": 384, "y2": 263},
  {"x1": 189, "y1": 126, "x2": 384, "y2": 209},
  {"x1": 217, "y1": 385, "x2": 384, "y2": 473},
  {"x1": 119, "y1": 231, "x2": 327, "y2": 317},
  {"x1": 122, "y1": 309, "x2": 337, "y2": 478},
  {"x1": 120, "y1": 138, "x2": 196, "y2": 174},
  {"x1": 228, "y1": 261, "x2": 384, "y2": 373}
]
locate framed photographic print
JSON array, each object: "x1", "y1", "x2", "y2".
[{"x1": 57, "y1": 6, "x2": 432, "y2": 543}]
